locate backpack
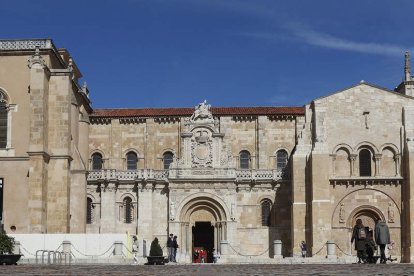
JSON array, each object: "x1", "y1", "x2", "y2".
[{"x1": 358, "y1": 227, "x2": 366, "y2": 240}]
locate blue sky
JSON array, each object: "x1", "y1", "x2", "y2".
[{"x1": 1, "y1": 0, "x2": 414, "y2": 108}]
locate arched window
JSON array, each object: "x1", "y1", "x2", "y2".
[
  {"x1": 126, "y1": 151, "x2": 138, "y2": 170},
  {"x1": 91, "y1": 153, "x2": 103, "y2": 170},
  {"x1": 359, "y1": 149, "x2": 372, "y2": 176},
  {"x1": 0, "y1": 91, "x2": 8, "y2": 148},
  {"x1": 163, "y1": 151, "x2": 174, "y2": 169},
  {"x1": 86, "y1": 197, "x2": 93, "y2": 224},
  {"x1": 124, "y1": 196, "x2": 133, "y2": 224},
  {"x1": 261, "y1": 199, "x2": 272, "y2": 226},
  {"x1": 276, "y1": 149, "x2": 288, "y2": 171},
  {"x1": 239, "y1": 150, "x2": 251, "y2": 169}
]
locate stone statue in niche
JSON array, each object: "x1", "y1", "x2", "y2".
[
  {"x1": 231, "y1": 203, "x2": 236, "y2": 221},
  {"x1": 339, "y1": 203, "x2": 345, "y2": 223},
  {"x1": 170, "y1": 200, "x2": 176, "y2": 221},
  {"x1": 388, "y1": 202, "x2": 394, "y2": 223}
]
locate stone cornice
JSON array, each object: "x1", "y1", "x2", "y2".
[
  {"x1": 0, "y1": 156, "x2": 30, "y2": 161},
  {"x1": 330, "y1": 177, "x2": 403, "y2": 187},
  {"x1": 49, "y1": 155, "x2": 74, "y2": 162}
]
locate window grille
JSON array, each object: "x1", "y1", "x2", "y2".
[
  {"x1": 261, "y1": 200, "x2": 271, "y2": 226},
  {"x1": 239, "y1": 150, "x2": 251, "y2": 169},
  {"x1": 163, "y1": 152, "x2": 174, "y2": 169},
  {"x1": 124, "y1": 197, "x2": 133, "y2": 224},
  {"x1": 126, "y1": 151, "x2": 138, "y2": 170},
  {"x1": 86, "y1": 197, "x2": 93, "y2": 224},
  {"x1": 91, "y1": 153, "x2": 103, "y2": 170}
]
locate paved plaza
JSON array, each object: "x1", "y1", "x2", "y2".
[{"x1": 0, "y1": 264, "x2": 413, "y2": 276}]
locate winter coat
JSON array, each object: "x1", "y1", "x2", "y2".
[
  {"x1": 173, "y1": 238, "x2": 179, "y2": 249},
  {"x1": 351, "y1": 225, "x2": 367, "y2": 251},
  {"x1": 375, "y1": 221, "x2": 390, "y2": 245},
  {"x1": 167, "y1": 237, "x2": 174, "y2": 247}
]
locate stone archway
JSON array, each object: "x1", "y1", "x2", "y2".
[
  {"x1": 175, "y1": 196, "x2": 228, "y2": 263},
  {"x1": 348, "y1": 205, "x2": 384, "y2": 233}
]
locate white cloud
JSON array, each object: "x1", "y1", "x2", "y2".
[{"x1": 289, "y1": 25, "x2": 410, "y2": 57}]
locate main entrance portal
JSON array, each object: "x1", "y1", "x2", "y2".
[
  {"x1": 174, "y1": 195, "x2": 228, "y2": 263},
  {"x1": 192, "y1": 221, "x2": 214, "y2": 263}
]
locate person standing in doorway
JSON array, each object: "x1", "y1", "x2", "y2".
[
  {"x1": 167, "y1": 233, "x2": 174, "y2": 262},
  {"x1": 351, "y1": 219, "x2": 367, "y2": 263},
  {"x1": 173, "y1": 235, "x2": 179, "y2": 262},
  {"x1": 375, "y1": 218, "x2": 390, "y2": 264}
]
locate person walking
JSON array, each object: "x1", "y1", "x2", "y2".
[
  {"x1": 351, "y1": 219, "x2": 367, "y2": 263},
  {"x1": 172, "y1": 235, "x2": 179, "y2": 262},
  {"x1": 167, "y1": 233, "x2": 174, "y2": 262},
  {"x1": 375, "y1": 218, "x2": 390, "y2": 264}
]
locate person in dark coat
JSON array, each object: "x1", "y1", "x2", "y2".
[
  {"x1": 172, "y1": 235, "x2": 179, "y2": 262},
  {"x1": 375, "y1": 219, "x2": 390, "y2": 264},
  {"x1": 365, "y1": 231, "x2": 378, "y2": 264},
  {"x1": 167, "y1": 233, "x2": 174, "y2": 262},
  {"x1": 351, "y1": 219, "x2": 367, "y2": 263}
]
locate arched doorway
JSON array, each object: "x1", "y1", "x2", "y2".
[
  {"x1": 348, "y1": 206, "x2": 384, "y2": 241},
  {"x1": 176, "y1": 195, "x2": 228, "y2": 263},
  {"x1": 351, "y1": 209, "x2": 381, "y2": 232}
]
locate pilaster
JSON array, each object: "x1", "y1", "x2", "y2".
[
  {"x1": 27, "y1": 48, "x2": 50, "y2": 233},
  {"x1": 100, "y1": 182, "x2": 117, "y2": 232}
]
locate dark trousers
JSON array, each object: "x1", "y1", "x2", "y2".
[
  {"x1": 357, "y1": 250, "x2": 367, "y2": 263},
  {"x1": 379, "y1": 244, "x2": 386, "y2": 263}
]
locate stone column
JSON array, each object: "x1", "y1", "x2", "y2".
[
  {"x1": 374, "y1": 154, "x2": 382, "y2": 177},
  {"x1": 350, "y1": 154, "x2": 357, "y2": 176},
  {"x1": 395, "y1": 154, "x2": 401, "y2": 177}
]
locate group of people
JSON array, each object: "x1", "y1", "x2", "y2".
[
  {"x1": 351, "y1": 218, "x2": 391, "y2": 264},
  {"x1": 167, "y1": 234, "x2": 179, "y2": 262}
]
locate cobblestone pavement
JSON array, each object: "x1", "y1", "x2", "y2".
[{"x1": 0, "y1": 264, "x2": 414, "y2": 276}]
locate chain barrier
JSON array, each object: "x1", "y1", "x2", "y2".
[
  {"x1": 123, "y1": 244, "x2": 133, "y2": 255},
  {"x1": 335, "y1": 243, "x2": 353, "y2": 257},
  {"x1": 20, "y1": 246, "x2": 36, "y2": 257},
  {"x1": 311, "y1": 244, "x2": 326, "y2": 257},
  {"x1": 227, "y1": 243, "x2": 269, "y2": 257},
  {"x1": 70, "y1": 243, "x2": 114, "y2": 257}
]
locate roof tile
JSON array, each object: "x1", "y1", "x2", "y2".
[{"x1": 91, "y1": 106, "x2": 305, "y2": 117}]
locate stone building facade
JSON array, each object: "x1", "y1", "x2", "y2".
[{"x1": 1, "y1": 39, "x2": 414, "y2": 262}]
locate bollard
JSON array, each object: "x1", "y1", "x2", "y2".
[
  {"x1": 143, "y1": 240, "x2": 147, "y2": 257},
  {"x1": 220, "y1": 240, "x2": 229, "y2": 255},
  {"x1": 13, "y1": 241, "x2": 21, "y2": 255},
  {"x1": 326, "y1": 240, "x2": 336, "y2": 258},
  {"x1": 114, "y1": 241, "x2": 123, "y2": 257},
  {"x1": 273, "y1": 240, "x2": 282, "y2": 258},
  {"x1": 62, "y1": 241, "x2": 71, "y2": 264}
]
